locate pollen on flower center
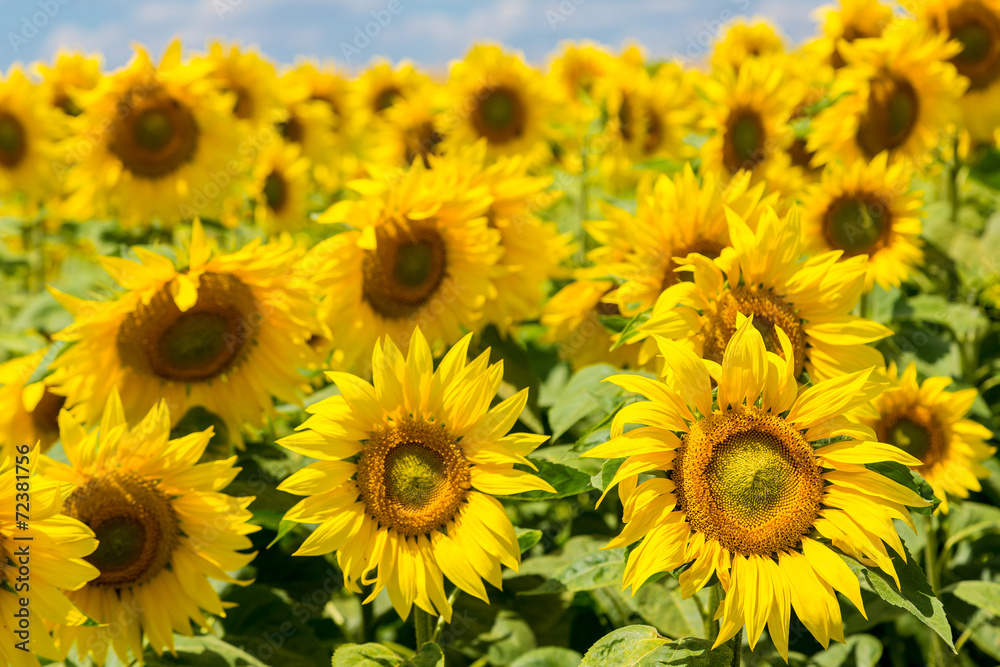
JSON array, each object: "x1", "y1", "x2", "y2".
[
  {"x1": 673, "y1": 408, "x2": 824, "y2": 556},
  {"x1": 723, "y1": 107, "x2": 765, "y2": 173},
  {"x1": 662, "y1": 239, "x2": 727, "y2": 289},
  {"x1": 823, "y1": 193, "x2": 892, "y2": 256},
  {"x1": 110, "y1": 87, "x2": 199, "y2": 178},
  {"x1": 356, "y1": 417, "x2": 471, "y2": 537},
  {"x1": 116, "y1": 272, "x2": 258, "y2": 383},
  {"x1": 64, "y1": 471, "x2": 179, "y2": 588},
  {"x1": 362, "y1": 224, "x2": 448, "y2": 320},
  {"x1": 472, "y1": 85, "x2": 526, "y2": 143},
  {"x1": 877, "y1": 406, "x2": 945, "y2": 471},
  {"x1": 942, "y1": 1, "x2": 1000, "y2": 90},
  {"x1": 856, "y1": 73, "x2": 919, "y2": 158},
  {"x1": 704, "y1": 286, "x2": 806, "y2": 378},
  {"x1": 263, "y1": 170, "x2": 288, "y2": 212}
]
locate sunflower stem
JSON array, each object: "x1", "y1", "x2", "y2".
[
  {"x1": 414, "y1": 607, "x2": 436, "y2": 650},
  {"x1": 859, "y1": 290, "x2": 872, "y2": 321},
  {"x1": 947, "y1": 133, "x2": 960, "y2": 225},
  {"x1": 924, "y1": 514, "x2": 945, "y2": 667},
  {"x1": 706, "y1": 584, "x2": 721, "y2": 640},
  {"x1": 728, "y1": 627, "x2": 743, "y2": 667}
]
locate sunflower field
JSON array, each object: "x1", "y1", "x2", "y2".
[{"x1": 3, "y1": 1, "x2": 1000, "y2": 666}]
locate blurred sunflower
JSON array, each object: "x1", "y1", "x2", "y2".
[
  {"x1": 641, "y1": 206, "x2": 891, "y2": 383},
  {"x1": 919, "y1": 0, "x2": 1000, "y2": 142},
  {"x1": 0, "y1": 448, "x2": 97, "y2": 667},
  {"x1": 311, "y1": 159, "x2": 500, "y2": 371},
  {"x1": 352, "y1": 60, "x2": 431, "y2": 121},
  {"x1": 811, "y1": 0, "x2": 895, "y2": 68},
  {"x1": 0, "y1": 347, "x2": 67, "y2": 457},
  {"x1": 540, "y1": 280, "x2": 648, "y2": 371},
  {"x1": 547, "y1": 41, "x2": 615, "y2": 106},
  {"x1": 49, "y1": 222, "x2": 319, "y2": 444},
  {"x1": 0, "y1": 67, "x2": 67, "y2": 213},
  {"x1": 699, "y1": 60, "x2": 801, "y2": 196},
  {"x1": 862, "y1": 363, "x2": 996, "y2": 512},
  {"x1": 277, "y1": 329, "x2": 553, "y2": 621},
  {"x1": 809, "y1": 21, "x2": 966, "y2": 167},
  {"x1": 61, "y1": 42, "x2": 243, "y2": 227},
  {"x1": 34, "y1": 51, "x2": 102, "y2": 116},
  {"x1": 442, "y1": 45, "x2": 553, "y2": 159},
  {"x1": 244, "y1": 140, "x2": 312, "y2": 234},
  {"x1": 711, "y1": 20, "x2": 786, "y2": 71},
  {"x1": 194, "y1": 41, "x2": 284, "y2": 131},
  {"x1": 801, "y1": 153, "x2": 924, "y2": 291},
  {"x1": 47, "y1": 393, "x2": 258, "y2": 665},
  {"x1": 585, "y1": 319, "x2": 926, "y2": 659},
  {"x1": 371, "y1": 93, "x2": 446, "y2": 168},
  {"x1": 589, "y1": 165, "x2": 776, "y2": 317}
]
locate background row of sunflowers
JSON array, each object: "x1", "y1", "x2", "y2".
[{"x1": 2, "y1": 0, "x2": 1000, "y2": 666}]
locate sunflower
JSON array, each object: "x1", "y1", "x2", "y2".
[
  {"x1": 437, "y1": 142, "x2": 572, "y2": 332},
  {"x1": 801, "y1": 153, "x2": 924, "y2": 291},
  {"x1": 585, "y1": 318, "x2": 928, "y2": 659},
  {"x1": 277, "y1": 329, "x2": 552, "y2": 621},
  {"x1": 34, "y1": 51, "x2": 102, "y2": 116},
  {"x1": 540, "y1": 279, "x2": 649, "y2": 371},
  {"x1": 918, "y1": 0, "x2": 1000, "y2": 142},
  {"x1": 310, "y1": 159, "x2": 500, "y2": 371},
  {"x1": 589, "y1": 165, "x2": 776, "y2": 317},
  {"x1": 285, "y1": 60, "x2": 352, "y2": 129},
  {"x1": 193, "y1": 41, "x2": 284, "y2": 131},
  {"x1": 0, "y1": 348, "x2": 68, "y2": 459},
  {"x1": 46, "y1": 393, "x2": 258, "y2": 665},
  {"x1": 810, "y1": 0, "x2": 895, "y2": 68},
  {"x1": 352, "y1": 60, "x2": 431, "y2": 122},
  {"x1": 0, "y1": 67, "x2": 67, "y2": 214},
  {"x1": 547, "y1": 41, "x2": 616, "y2": 106},
  {"x1": 243, "y1": 140, "x2": 313, "y2": 234},
  {"x1": 0, "y1": 447, "x2": 98, "y2": 667},
  {"x1": 699, "y1": 59, "x2": 801, "y2": 197},
  {"x1": 808, "y1": 21, "x2": 966, "y2": 167},
  {"x1": 49, "y1": 222, "x2": 319, "y2": 445},
  {"x1": 369, "y1": 92, "x2": 446, "y2": 168},
  {"x1": 710, "y1": 20, "x2": 786, "y2": 71},
  {"x1": 441, "y1": 45, "x2": 553, "y2": 159},
  {"x1": 640, "y1": 205, "x2": 892, "y2": 383},
  {"x1": 60, "y1": 42, "x2": 244, "y2": 227},
  {"x1": 862, "y1": 363, "x2": 996, "y2": 512}
]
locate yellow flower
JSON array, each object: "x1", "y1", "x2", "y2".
[
  {"x1": 49, "y1": 222, "x2": 320, "y2": 444},
  {"x1": 441, "y1": 45, "x2": 553, "y2": 159},
  {"x1": 589, "y1": 165, "x2": 777, "y2": 316},
  {"x1": 0, "y1": 348, "x2": 67, "y2": 459},
  {"x1": 711, "y1": 20, "x2": 786, "y2": 71},
  {"x1": 194, "y1": 41, "x2": 284, "y2": 131},
  {"x1": 918, "y1": 0, "x2": 1000, "y2": 142},
  {"x1": 808, "y1": 21, "x2": 967, "y2": 167},
  {"x1": 862, "y1": 362, "x2": 996, "y2": 512},
  {"x1": 0, "y1": 447, "x2": 97, "y2": 667},
  {"x1": 810, "y1": 0, "x2": 895, "y2": 68},
  {"x1": 641, "y1": 206, "x2": 892, "y2": 383},
  {"x1": 0, "y1": 67, "x2": 67, "y2": 214},
  {"x1": 60, "y1": 42, "x2": 245, "y2": 227},
  {"x1": 34, "y1": 51, "x2": 103, "y2": 115},
  {"x1": 310, "y1": 159, "x2": 501, "y2": 371},
  {"x1": 47, "y1": 393, "x2": 258, "y2": 665},
  {"x1": 277, "y1": 329, "x2": 553, "y2": 621},
  {"x1": 351, "y1": 59, "x2": 432, "y2": 122},
  {"x1": 585, "y1": 318, "x2": 927, "y2": 660},
  {"x1": 801, "y1": 152, "x2": 924, "y2": 291},
  {"x1": 547, "y1": 41, "x2": 616, "y2": 107},
  {"x1": 368, "y1": 91, "x2": 446, "y2": 168},
  {"x1": 244, "y1": 140, "x2": 313, "y2": 234},
  {"x1": 699, "y1": 59, "x2": 802, "y2": 198}
]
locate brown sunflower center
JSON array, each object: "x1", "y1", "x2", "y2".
[
  {"x1": 0, "y1": 111, "x2": 27, "y2": 169},
  {"x1": 110, "y1": 88, "x2": 199, "y2": 179},
  {"x1": 362, "y1": 224, "x2": 448, "y2": 320},
  {"x1": 263, "y1": 170, "x2": 288, "y2": 212},
  {"x1": 53, "y1": 90, "x2": 83, "y2": 116},
  {"x1": 356, "y1": 417, "x2": 471, "y2": 537},
  {"x1": 823, "y1": 193, "x2": 892, "y2": 256},
  {"x1": 789, "y1": 137, "x2": 819, "y2": 172},
  {"x1": 704, "y1": 286, "x2": 806, "y2": 378},
  {"x1": 64, "y1": 472, "x2": 179, "y2": 588},
  {"x1": 856, "y1": 73, "x2": 919, "y2": 159},
  {"x1": 404, "y1": 121, "x2": 443, "y2": 167},
  {"x1": 231, "y1": 85, "x2": 254, "y2": 119},
  {"x1": 280, "y1": 114, "x2": 304, "y2": 144},
  {"x1": 663, "y1": 239, "x2": 728, "y2": 289},
  {"x1": 30, "y1": 389, "x2": 66, "y2": 437},
  {"x1": 117, "y1": 272, "x2": 257, "y2": 383},
  {"x1": 943, "y1": 1, "x2": 1000, "y2": 91},
  {"x1": 877, "y1": 406, "x2": 946, "y2": 471},
  {"x1": 375, "y1": 86, "x2": 401, "y2": 113},
  {"x1": 472, "y1": 85, "x2": 526, "y2": 144},
  {"x1": 723, "y1": 108, "x2": 765, "y2": 173},
  {"x1": 831, "y1": 24, "x2": 879, "y2": 69},
  {"x1": 674, "y1": 408, "x2": 824, "y2": 556}
]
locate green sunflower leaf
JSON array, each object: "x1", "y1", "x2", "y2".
[
  {"x1": 502, "y1": 459, "x2": 594, "y2": 500},
  {"x1": 331, "y1": 643, "x2": 402, "y2": 667},
  {"x1": 510, "y1": 646, "x2": 584, "y2": 667},
  {"x1": 142, "y1": 635, "x2": 269, "y2": 666},
  {"x1": 516, "y1": 527, "x2": 543, "y2": 553},
  {"x1": 864, "y1": 461, "x2": 940, "y2": 515},
  {"x1": 580, "y1": 626, "x2": 732, "y2": 666},
  {"x1": 612, "y1": 310, "x2": 652, "y2": 348},
  {"x1": 403, "y1": 642, "x2": 445, "y2": 667},
  {"x1": 522, "y1": 546, "x2": 625, "y2": 594},
  {"x1": 842, "y1": 546, "x2": 955, "y2": 651},
  {"x1": 946, "y1": 580, "x2": 1000, "y2": 617}
]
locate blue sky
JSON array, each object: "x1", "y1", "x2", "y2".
[{"x1": 0, "y1": 0, "x2": 830, "y2": 71}]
